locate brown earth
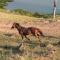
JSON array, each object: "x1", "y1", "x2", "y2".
[
  {"x1": 0, "y1": 11, "x2": 60, "y2": 60},
  {"x1": 0, "y1": 11, "x2": 60, "y2": 37},
  {"x1": 0, "y1": 21, "x2": 60, "y2": 38},
  {"x1": 0, "y1": 11, "x2": 59, "y2": 37}
]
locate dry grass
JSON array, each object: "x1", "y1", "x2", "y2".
[
  {"x1": 0, "y1": 11, "x2": 60, "y2": 37},
  {"x1": 0, "y1": 11, "x2": 60, "y2": 60},
  {"x1": 0, "y1": 32, "x2": 59, "y2": 60}
]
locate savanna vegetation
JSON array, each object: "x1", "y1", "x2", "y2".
[
  {"x1": 0, "y1": 0, "x2": 60, "y2": 60},
  {"x1": 0, "y1": 0, "x2": 53, "y2": 19},
  {"x1": 12, "y1": 9, "x2": 52, "y2": 18},
  {"x1": 0, "y1": 32, "x2": 60, "y2": 60},
  {"x1": 0, "y1": 0, "x2": 13, "y2": 8},
  {"x1": 0, "y1": 9, "x2": 59, "y2": 60}
]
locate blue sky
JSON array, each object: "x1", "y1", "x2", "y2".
[
  {"x1": 14, "y1": 0, "x2": 52, "y2": 6},
  {"x1": 14, "y1": 0, "x2": 60, "y2": 7},
  {"x1": 6, "y1": 0, "x2": 60, "y2": 13}
]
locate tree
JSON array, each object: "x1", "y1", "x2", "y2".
[{"x1": 0, "y1": 0, "x2": 13, "y2": 8}]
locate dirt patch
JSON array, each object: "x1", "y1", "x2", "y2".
[{"x1": 0, "y1": 21, "x2": 60, "y2": 37}]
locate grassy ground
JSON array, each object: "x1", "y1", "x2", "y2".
[
  {"x1": 0, "y1": 32, "x2": 59, "y2": 60},
  {"x1": 0, "y1": 10, "x2": 60, "y2": 60}
]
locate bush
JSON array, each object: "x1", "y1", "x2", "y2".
[
  {"x1": 12, "y1": 9, "x2": 52, "y2": 18},
  {"x1": 0, "y1": 0, "x2": 13, "y2": 8},
  {"x1": 13, "y1": 9, "x2": 33, "y2": 17},
  {"x1": 33, "y1": 12, "x2": 41, "y2": 18}
]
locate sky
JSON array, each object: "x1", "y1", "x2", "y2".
[
  {"x1": 6, "y1": 0, "x2": 60, "y2": 13},
  {"x1": 13, "y1": 0, "x2": 52, "y2": 6},
  {"x1": 14, "y1": 0, "x2": 60, "y2": 7}
]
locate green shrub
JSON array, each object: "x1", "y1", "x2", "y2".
[
  {"x1": 12, "y1": 9, "x2": 52, "y2": 18},
  {"x1": 33, "y1": 12, "x2": 41, "y2": 18},
  {"x1": 0, "y1": 0, "x2": 13, "y2": 8},
  {"x1": 12, "y1": 9, "x2": 33, "y2": 17}
]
